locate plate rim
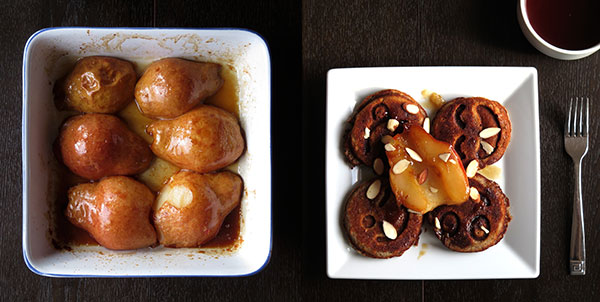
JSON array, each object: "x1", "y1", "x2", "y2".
[{"x1": 325, "y1": 66, "x2": 540, "y2": 280}]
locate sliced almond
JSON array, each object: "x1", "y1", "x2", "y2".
[
  {"x1": 392, "y1": 159, "x2": 410, "y2": 174},
  {"x1": 381, "y1": 135, "x2": 394, "y2": 144},
  {"x1": 469, "y1": 187, "x2": 480, "y2": 200},
  {"x1": 363, "y1": 127, "x2": 370, "y2": 139},
  {"x1": 479, "y1": 127, "x2": 501, "y2": 139},
  {"x1": 481, "y1": 225, "x2": 490, "y2": 234},
  {"x1": 479, "y1": 165, "x2": 502, "y2": 180},
  {"x1": 407, "y1": 209, "x2": 422, "y2": 215},
  {"x1": 373, "y1": 158, "x2": 384, "y2": 175},
  {"x1": 382, "y1": 220, "x2": 398, "y2": 240},
  {"x1": 434, "y1": 217, "x2": 441, "y2": 229},
  {"x1": 448, "y1": 159, "x2": 457, "y2": 165},
  {"x1": 387, "y1": 119, "x2": 400, "y2": 132},
  {"x1": 405, "y1": 147, "x2": 423, "y2": 162},
  {"x1": 438, "y1": 152, "x2": 451, "y2": 162},
  {"x1": 429, "y1": 186, "x2": 438, "y2": 193},
  {"x1": 466, "y1": 160, "x2": 478, "y2": 178},
  {"x1": 366, "y1": 179, "x2": 381, "y2": 200},
  {"x1": 423, "y1": 117, "x2": 430, "y2": 133},
  {"x1": 481, "y1": 140, "x2": 494, "y2": 154},
  {"x1": 384, "y1": 143, "x2": 396, "y2": 152},
  {"x1": 405, "y1": 104, "x2": 420, "y2": 114},
  {"x1": 417, "y1": 168, "x2": 428, "y2": 185}
]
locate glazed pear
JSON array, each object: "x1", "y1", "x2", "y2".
[
  {"x1": 65, "y1": 176, "x2": 157, "y2": 250},
  {"x1": 59, "y1": 114, "x2": 153, "y2": 180},
  {"x1": 59, "y1": 56, "x2": 136, "y2": 113},
  {"x1": 135, "y1": 58, "x2": 223, "y2": 119},
  {"x1": 153, "y1": 171, "x2": 243, "y2": 247},
  {"x1": 147, "y1": 105, "x2": 244, "y2": 173},
  {"x1": 385, "y1": 125, "x2": 470, "y2": 214}
]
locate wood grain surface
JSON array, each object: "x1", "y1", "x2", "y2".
[
  {"x1": 302, "y1": 0, "x2": 599, "y2": 301},
  {"x1": 2, "y1": 0, "x2": 302, "y2": 301},
  {"x1": 1, "y1": 0, "x2": 599, "y2": 301}
]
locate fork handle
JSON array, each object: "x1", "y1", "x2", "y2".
[{"x1": 570, "y1": 160, "x2": 586, "y2": 275}]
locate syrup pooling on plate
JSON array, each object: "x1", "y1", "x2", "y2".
[{"x1": 52, "y1": 57, "x2": 243, "y2": 250}]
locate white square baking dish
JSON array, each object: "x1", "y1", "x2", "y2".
[{"x1": 22, "y1": 27, "x2": 271, "y2": 277}]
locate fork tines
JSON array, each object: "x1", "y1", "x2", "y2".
[{"x1": 566, "y1": 97, "x2": 590, "y2": 137}]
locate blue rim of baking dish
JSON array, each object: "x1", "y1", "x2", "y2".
[{"x1": 22, "y1": 27, "x2": 272, "y2": 278}]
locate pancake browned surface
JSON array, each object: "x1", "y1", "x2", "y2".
[
  {"x1": 344, "y1": 89, "x2": 427, "y2": 167},
  {"x1": 431, "y1": 97, "x2": 511, "y2": 168},
  {"x1": 344, "y1": 178, "x2": 423, "y2": 258},
  {"x1": 427, "y1": 174, "x2": 511, "y2": 252}
]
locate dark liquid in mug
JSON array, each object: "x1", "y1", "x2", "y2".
[{"x1": 526, "y1": 0, "x2": 600, "y2": 50}]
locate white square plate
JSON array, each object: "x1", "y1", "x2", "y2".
[
  {"x1": 326, "y1": 67, "x2": 540, "y2": 279},
  {"x1": 23, "y1": 28, "x2": 271, "y2": 277}
]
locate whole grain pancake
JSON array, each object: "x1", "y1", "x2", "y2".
[
  {"x1": 427, "y1": 174, "x2": 511, "y2": 252},
  {"x1": 344, "y1": 178, "x2": 422, "y2": 258},
  {"x1": 431, "y1": 97, "x2": 511, "y2": 168},
  {"x1": 344, "y1": 89, "x2": 427, "y2": 167}
]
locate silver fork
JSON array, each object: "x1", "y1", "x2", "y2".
[{"x1": 564, "y1": 97, "x2": 590, "y2": 275}]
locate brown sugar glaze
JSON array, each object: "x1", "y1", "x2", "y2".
[{"x1": 53, "y1": 59, "x2": 242, "y2": 250}]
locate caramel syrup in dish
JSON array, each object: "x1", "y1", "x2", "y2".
[{"x1": 53, "y1": 60, "x2": 242, "y2": 250}]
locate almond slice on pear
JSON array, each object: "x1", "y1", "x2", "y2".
[{"x1": 405, "y1": 147, "x2": 423, "y2": 162}]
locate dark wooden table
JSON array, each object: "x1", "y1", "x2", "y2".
[{"x1": 1, "y1": 0, "x2": 598, "y2": 300}]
